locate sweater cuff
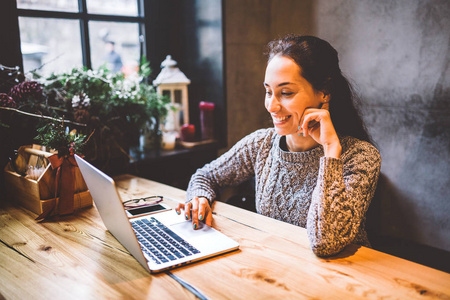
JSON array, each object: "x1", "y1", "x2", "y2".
[{"x1": 186, "y1": 189, "x2": 214, "y2": 206}]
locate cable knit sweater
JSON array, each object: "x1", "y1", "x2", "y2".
[{"x1": 186, "y1": 128, "x2": 381, "y2": 257}]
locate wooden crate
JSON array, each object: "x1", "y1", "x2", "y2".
[{"x1": 3, "y1": 145, "x2": 92, "y2": 216}]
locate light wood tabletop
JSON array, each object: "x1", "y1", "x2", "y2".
[{"x1": 1, "y1": 174, "x2": 449, "y2": 299}]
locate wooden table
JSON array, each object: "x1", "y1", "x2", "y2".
[{"x1": 1, "y1": 174, "x2": 449, "y2": 299}]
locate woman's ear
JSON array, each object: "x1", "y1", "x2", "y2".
[
  {"x1": 318, "y1": 91, "x2": 330, "y2": 110},
  {"x1": 321, "y1": 92, "x2": 330, "y2": 103}
]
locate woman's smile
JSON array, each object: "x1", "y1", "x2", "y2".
[{"x1": 271, "y1": 114, "x2": 292, "y2": 124}]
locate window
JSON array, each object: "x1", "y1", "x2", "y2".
[{"x1": 16, "y1": 0, "x2": 145, "y2": 76}]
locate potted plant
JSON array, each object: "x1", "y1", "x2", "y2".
[{"x1": 0, "y1": 60, "x2": 171, "y2": 172}]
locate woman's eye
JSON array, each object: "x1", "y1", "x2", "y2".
[
  {"x1": 281, "y1": 92, "x2": 293, "y2": 96},
  {"x1": 265, "y1": 91, "x2": 272, "y2": 96}
]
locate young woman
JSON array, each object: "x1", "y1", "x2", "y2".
[{"x1": 176, "y1": 35, "x2": 381, "y2": 257}]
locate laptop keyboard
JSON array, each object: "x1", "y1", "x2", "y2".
[{"x1": 131, "y1": 217, "x2": 200, "y2": 264}]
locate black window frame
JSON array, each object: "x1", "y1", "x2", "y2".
[{"x1": 16, "y1": 0, "x2": 146, "y2": 70}]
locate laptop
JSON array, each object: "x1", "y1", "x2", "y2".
[{"x1": 75, "y1": 154, "x2": 239, "y2": 273}]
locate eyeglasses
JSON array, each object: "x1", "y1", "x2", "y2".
[{"x1": 123, "y1": 196, "x2": 163, "y2": 209}]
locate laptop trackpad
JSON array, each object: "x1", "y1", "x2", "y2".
[{"x1": 170, "y1": 221, "x2": 213, "y2": 239}]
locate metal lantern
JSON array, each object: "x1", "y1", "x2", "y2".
[{"x1": 153, "y1": 55, "x2": 191, "y2": 133}]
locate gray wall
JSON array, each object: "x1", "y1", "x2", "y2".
[{"x1": 224, "y1": 0, "x2": 450, "y2": 252}]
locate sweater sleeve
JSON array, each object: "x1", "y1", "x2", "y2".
[
  {"x1": 306, "y1": 140, "x2": 381, "y2": 257},
  {"x1": 186, "y1": 129, "x2": 269, "y2": 203}
]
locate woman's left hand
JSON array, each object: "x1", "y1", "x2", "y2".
[{"x1": 299, "y1": 103, "x2": 342, "y2": 158}]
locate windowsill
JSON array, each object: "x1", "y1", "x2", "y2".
[{"x1": 129, "y1": 139, "x2": 218, "y2": 162}]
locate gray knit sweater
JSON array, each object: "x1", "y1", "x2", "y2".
[{"x1": 186, "y1": 128, "x2": 381, "y2": 257}]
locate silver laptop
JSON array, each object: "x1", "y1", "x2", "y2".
[{"x1": 75, "y1": 154, "x2": 239, "y2": 273}]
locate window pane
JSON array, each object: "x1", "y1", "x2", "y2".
[
  {"x1": 89, "y1": 21, "x2": 141, "y2": 75},
  {"x1": 86, "y1": 0, "x2": 138, "y2": 16},
  {"x1": 17, "y1": 0, "x2": 78, "y2": 12},
  {"x1": 19, "y1": 17, "x2": 83, "y2": 76}
]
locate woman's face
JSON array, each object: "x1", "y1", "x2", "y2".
[{"x1": 264, "y1": 55, "x2": 324, "y2": 136}]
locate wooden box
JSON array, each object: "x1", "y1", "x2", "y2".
[{"x1": 3, "y1": 145, "x2": 92, "y2": 216}]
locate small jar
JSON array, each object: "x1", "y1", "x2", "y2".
[
  {"x1": 199, "y1": 101, "x2": 215, "y2": 140},
  {"x1": 161, "y1": 131, "x2": 177, "y2": 150}
]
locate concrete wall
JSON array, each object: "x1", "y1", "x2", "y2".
[{"x1": 224, "y1": 0, "x2": 450, "y2": 252}]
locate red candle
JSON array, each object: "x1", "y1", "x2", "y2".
[
  {"x1": 180, "y1": 124, "x2": 196, "y2": 142},
  {"x1": 199, "y1": 101, "x2": 215, "y2": 140}
]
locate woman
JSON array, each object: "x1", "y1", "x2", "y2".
[{"x1": 175, "y1": 35, "x2": 381, "y2": 257}]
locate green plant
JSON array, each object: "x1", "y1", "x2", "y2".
[
  {"x1": 41, "y1": 66, "x2": 169, "y2": 134},
  {"x1": 1, "y1": 61, "x2": 171, "y2": 169},
  {"x1": 35, "y1": 121, "x2": 87, "y2": 157}
]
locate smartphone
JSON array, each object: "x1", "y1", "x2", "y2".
[{"x1": 125, "y1": 202, "x2": 171, "y2": 218}]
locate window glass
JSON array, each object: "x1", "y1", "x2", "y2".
[
  {"x1": 19, "y1": 17, "x2": 83, "y2": 76},
  {"x1": 86, "y1": 0, "x2": 138, "y2": 16},
  {"x1": 17, "y1": 0, "x2": 79, "y2": 12},
  {"x1": 89, "y1": 21, "x2": 141, "y2": 75},
  {"x1": 174, "y1": 90, "x2": 182, "y2": 104}
]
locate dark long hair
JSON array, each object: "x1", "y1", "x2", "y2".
[{"x1": 266, "y1": 35, "x2": 374, "y2": 144}]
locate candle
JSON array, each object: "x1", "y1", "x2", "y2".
[{"x1": 199, "y1": 101, "x2": 215, "y2": 140}]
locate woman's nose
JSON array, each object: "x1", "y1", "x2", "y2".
[{"x1": 266, "y1": 96, "x2": 281, "y2": 113}]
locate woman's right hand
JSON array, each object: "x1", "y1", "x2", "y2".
[{"x1": 175, "y1": 196, "x2": 213, "y2": 229}]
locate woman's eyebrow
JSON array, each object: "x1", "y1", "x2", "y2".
[{"x1": 263, "y1": 82, "x2": 293, "y2": 87}]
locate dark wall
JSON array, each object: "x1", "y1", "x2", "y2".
[
  {"x1": 145, "y1": 0, "x2": 226, "y2": 146},
  {"x1": 224, "y1": 0, "x2": 316, "y2": 148},
  {"x1": 0, "y1": 0, "x2": 26, "y2": 202},
  {"x1": 0, "y1": 1, "x2": 22, "y2": 80}
]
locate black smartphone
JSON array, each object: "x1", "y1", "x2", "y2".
[{"x1": 125, "y1": 202, "x2": 171, "y2": 218}]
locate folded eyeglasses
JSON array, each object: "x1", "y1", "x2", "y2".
[{"x1": 123, "y1": 196, "x2": 163, "y2": 209}]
